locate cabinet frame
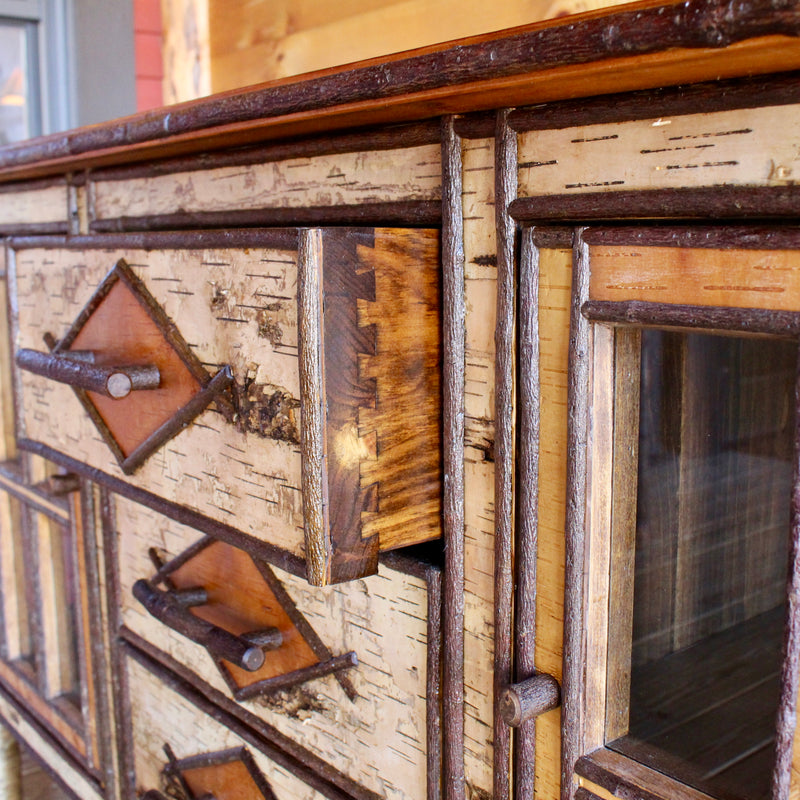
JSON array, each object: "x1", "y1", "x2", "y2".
[{"x1": 561, "y1": 226, "x2": 800, "y2": 800}]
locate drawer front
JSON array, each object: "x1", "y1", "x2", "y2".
[
  {"x1": 121, "y1": 645, "x2": 348, "y2": 800},
  {"x1": 113, "y1": 495, "x2": 440, "y2": 800},
  {"x1": 0, "y1": 181, "x2": 69, "y2": 234},
  {"x1": 9, "y1": 228, "x2": 441, "y2": 583}
]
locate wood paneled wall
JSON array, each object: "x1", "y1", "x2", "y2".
[{"x1": 161, "y1": 0, "x2": 628, "y2": 102}]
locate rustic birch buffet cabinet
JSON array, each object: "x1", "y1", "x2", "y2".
[{"x1": 0, "y1": 1, "x2": 800, "y2": 798}]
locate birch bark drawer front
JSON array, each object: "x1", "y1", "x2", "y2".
[
  {"x1": 120, "y1": 642, "x2": 364, "y2": 800},
  {"x1": 9, "y1": 228, "x2": 442, "y2": 585},
  {"x1": 112, "y1": 495, "x2": 441, "y2": 800}
]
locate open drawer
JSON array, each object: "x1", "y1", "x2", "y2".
[
  {"x1": 112, "y1": 494, "x2": 441, "y2": 800},
  {"x1": 8, "y1": 228, "x2": 441, "y2": 584}
]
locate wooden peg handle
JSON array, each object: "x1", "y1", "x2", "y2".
[
  {"x1": 500, "y1": 673, "x2": 561, "y2": 727},
  {"x1": 132, "y1": 580, "x2": 282, "y2": 672},
  {"x1": 17, "y1": 348, "x2": 160, "y2": 399}
]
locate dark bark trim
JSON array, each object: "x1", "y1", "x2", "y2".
[
  {"x1": 78, "y1": 483, "x2": 115, "y2": 790},
  {"x1": 441, "y1": 116, "x2": 466, "y2": 800},
  {"x1": 8, "y1": 229, "x2": 298, "y2": 252},
  {"x1": 121, "y1": 634, "x2": 380, "y2": 800},
  {"x1": 509, "y1": 69, "x2": 800, "y2": 132},
  {"x1": 231, "y1": 653, "x2": 358, "y2": 701},
  {"x1": 561, "y1": 229, "x2": 591, "y2": 800},
  {"x1": 528, "y1": 227, "x2": 574, "y2": 249},
  {"x1": 379, "y1": 546, "x2": 444, "y2": 580},
  {"x1": 0, "y1": 461, "x2": 70, "y2": 522},
  {"x1": 575, "y1": 751, "x2": 717, "y2": 800},
  {"x1": 453, "y1": 112, "x2": 496, "y2": 140},
  {"x1": 89, "y1": 202, "x2": 442, "y2": 233},
  {"x1": 582, "y1": 224, "x2": 800, "y2": 249},
  {"x1": 101, "y1": 485, "x2": 130, "y2": 800},
  {"x1": 1, "y1": 0, "x2": 798, "y2": 174},
  {"x1": 0, "y1": 223, "x2": 69, "y2": 236},
  {"x1": 254, "y1": 561, "x2": 357, "y2": 701},
  {"x1": 427, "y1": 565, "x2": 443, "y2": 800},
  {"x1": 515, "y1": 227, "x2": 540, "y2": 797},
  {"x1": 493, "y1": 109, "x2": 516, "y2": 800},
  {"x1": 509, "y1": 186, "x2": 800, "y2": 223},
  {"x1": 0, "y1": 176, "x2": 66, "y2": 194},
  {"x1": 771, "y1": 348, "x2": 800, "y2": 800},
  {"x1": 17, "y1": 439, "x2": 308, "y2": 578},
  {"x1": 90, "y1": 120, "x2": 442, "y2": 181},
  {"x1": 119, "y1": 368, "x2": 233, "y2": 475},
  {"x1": 297, "y1": 228, "x2": 330, "y2": 587},
  {"x1": 574, "y1": 789, "x2": 605, "y2": 800},
  {"x1": 582, "y1": 299, "x2": 800, "y2": 338}
]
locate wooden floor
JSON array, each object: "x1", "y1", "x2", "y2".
[{"x1": 610, "y1": 606, "x2": 784, "y2": 800}]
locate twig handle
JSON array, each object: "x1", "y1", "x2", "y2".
[
  {"x1": 132, "y1": 579, "x2": 281, "y2": 671},
  {"x1": 17, "y1": 348, "x2": 160, "y2": 399}
]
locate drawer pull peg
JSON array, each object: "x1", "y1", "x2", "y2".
[
  {"x1": 500, "y1": 673, "x2": 561, "y2": 727},
  {"x1": 16, "y1": 348, "x2": 160, "y2": 399},
  {"x1": 132, "y1": 579, "x2": 282, "y2": 672}
]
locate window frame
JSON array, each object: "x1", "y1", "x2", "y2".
[{"x1": 557, "y1": 225, "x2": 800, "y2": 800}]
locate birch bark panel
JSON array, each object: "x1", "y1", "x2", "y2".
[
  {"x1": 0, "y1": 187, "x2": 67, "y2": 227},
  {"x1": 461, "y1": 137, "x2": 497, "y2": 798},
  {"x1": 114, "y1": 496, "x2": 430, "y2": 800},
  {"x1": 535, "y1": 246, "x2": 573, "y2": 800},
  {"x1": 124, "y1": 655, "x2": 328, "y2": 800},
  {"x1": 12, "y1": 245, "x2": 307, "y2": 558},
  {"x1": 92, "y1": 145, "x2": 441, "y2": 221},
  {"x1": 589, "y1": 244, "x2": 800, "y2": 311},
  {"x1": 517, "y1": 104, "x2": 800, "y2": 197}
]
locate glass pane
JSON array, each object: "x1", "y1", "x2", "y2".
[
  {"x1": 0, "y1": 21, "x2": 31, "y2": 144},
  {"x1": 609, "y1": 329, "x2": 796, "y2": 800}
]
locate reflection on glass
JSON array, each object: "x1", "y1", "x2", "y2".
[
  {"x1": 0, "y1": 22, "x2": 30, "y2": 144},
  {"x1": 609, "y1": 330, "x2": 796, "y2": 800}
]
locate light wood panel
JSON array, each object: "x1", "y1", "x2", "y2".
[
  {"x1": 534, "y1": 246, "x2": 573, "y2": 800},
  {"x1": 461, "y1": 136, "x2": 497, "y2": 799},
  {"x1": 588, "y1": 244, "x2": 800, "y2": 311}
]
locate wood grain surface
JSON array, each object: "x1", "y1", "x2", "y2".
[
  {"x1": 460, "y1": 134, "x2": 496, "y2": 800},
  {"x1": 588, "y1": 243, "x2": 800, "y2": 311}
]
